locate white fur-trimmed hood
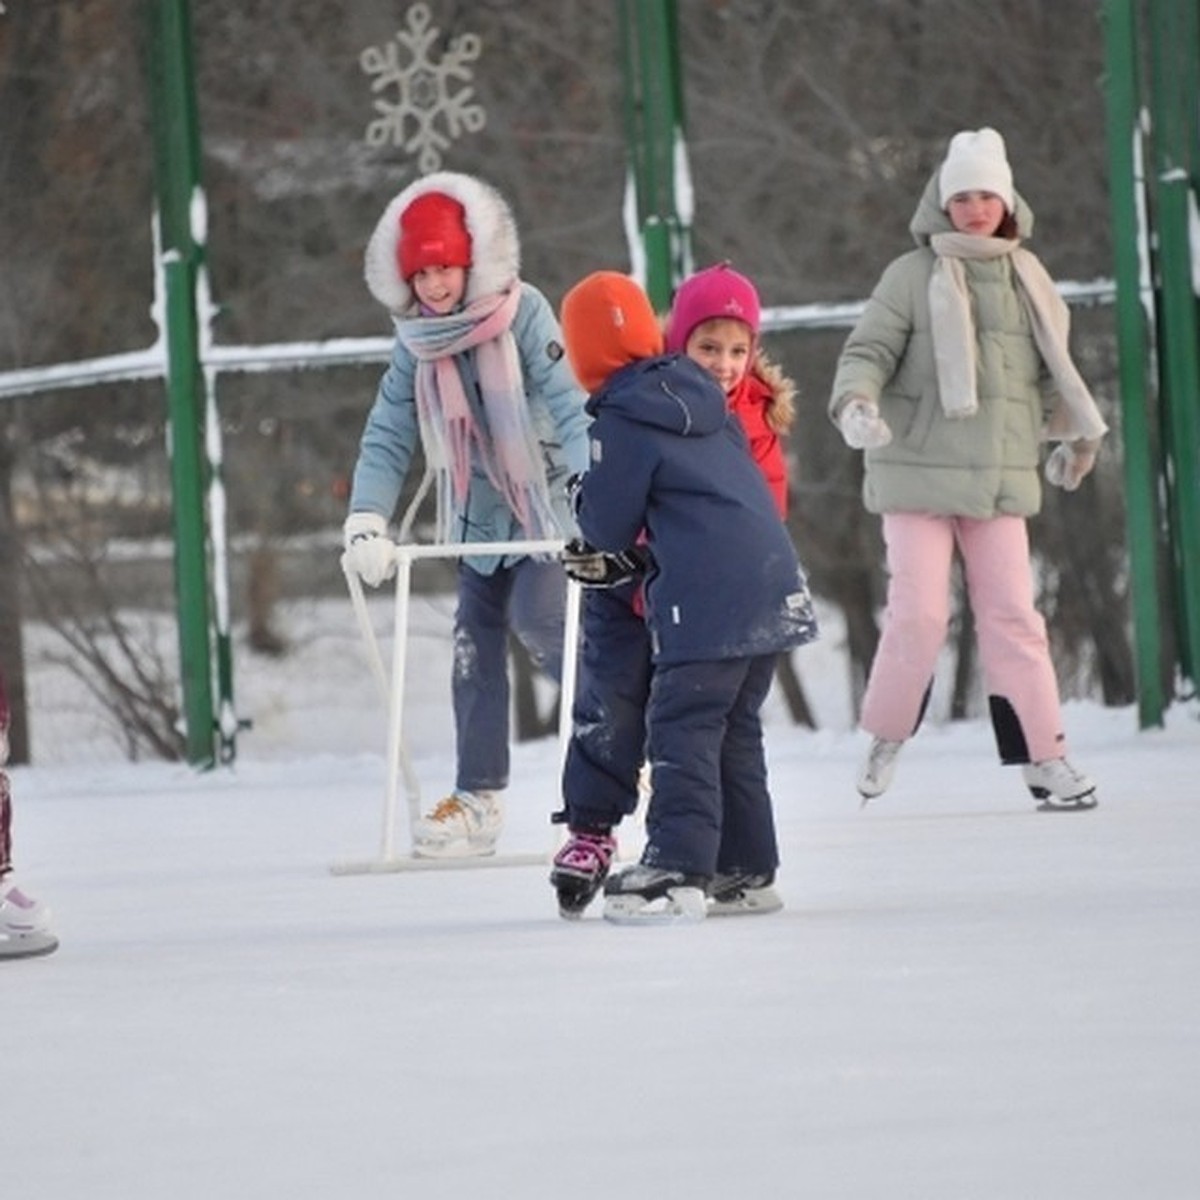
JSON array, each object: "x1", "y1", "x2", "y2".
[{"x1": 363, "y1": 172, "x2": 521, "y2": 314}]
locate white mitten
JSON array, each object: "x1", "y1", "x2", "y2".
[
  {"x1": 342, "y1": 511, "x2": 396, "y2": 587},
  {"x1": 1044, "y1": 440, "x2": 1099, "y2": 492},
  {"x1": 838, "y1": 396, "x2": 893, "y2": 450}
]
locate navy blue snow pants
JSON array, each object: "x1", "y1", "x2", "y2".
[
  {"x1": 454, "y1": 558, "x2": 566, "y2": 793},
  {"x1": 640, "y1": 654, "x2": 780, "y2": 880},
  {"x1": 560, "y1": 583, "x2": 652, "y2": 833}
]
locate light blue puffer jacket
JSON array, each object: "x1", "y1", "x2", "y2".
[{"x1": 349, "y1": 282, "x2": 589, "y2": 573}]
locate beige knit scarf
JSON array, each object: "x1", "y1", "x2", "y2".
[{"x1": 928, "y1": 232, "x2": 1108, "y2": 442}]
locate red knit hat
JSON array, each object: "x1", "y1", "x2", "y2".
[
  {"x1": 664, "y1": 262, "x2": 761, "y2": 354},
  {"x1": 560, "y1": 271, "x2": 664, "y2": 393},
  {"x1": 397, "y1": 191, "x2": 473, "y2": 281}
]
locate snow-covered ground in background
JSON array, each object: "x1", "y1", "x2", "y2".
[{"x1": 6, "y1": 595, "x2": 1199, "y2": 1199}]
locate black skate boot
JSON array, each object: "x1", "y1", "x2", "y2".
[
  {"x1": 550, "y1": 830, "x2": 617, "y2": 919},
  {"x1": 602, "y1": 864, "x2": 709, "y2": 925},
  {"x1": 708, "y1": 870, "x2": 783, "y2": 917}
]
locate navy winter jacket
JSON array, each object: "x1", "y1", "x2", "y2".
[{"x1": 576, "y1": 354, "x2": 817, "y2": 665}]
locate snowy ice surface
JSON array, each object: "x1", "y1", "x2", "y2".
[{"x1": 5, "y1": 595, "x2": 1200, "y2": 1199}]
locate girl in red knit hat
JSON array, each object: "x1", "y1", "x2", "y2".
[{"x1": 344, "y1": 173, "x2": 589, "y2": 859}]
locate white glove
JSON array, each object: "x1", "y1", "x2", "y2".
[
  {"x1": 838, "y1": 396, "x2": 892, "y2": 450},
  {"x1": 1044, "y1": 440, "x2": 1099, "y2": 492},
  {"x1": 342, "y1": 511, "x2": 396, "y2": 587}
]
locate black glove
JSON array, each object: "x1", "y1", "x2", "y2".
[
  {"x1": 561, "y1": 538, "x2": 648, "y2": 588},
  {"x1": 565, "y1": 473, "x2": 585, "y2": 515}
]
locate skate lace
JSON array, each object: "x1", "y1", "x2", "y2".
[
  {"x1": 555, "y1": 834, "x2": 615, "y2": 872},
  {"x1": 426, "y1": 796, "x2": 466, "y2": 825},
  {"x1": 1036, "y1": 758, "x2": 1085, "y2": 784},
  {"x1": 0, "y1": 885, "x2": 33, "y2": 911}
]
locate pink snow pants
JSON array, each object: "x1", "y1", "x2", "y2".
[{"x1": 860, "y1": 512, "x2": 1068, "y2": 762}]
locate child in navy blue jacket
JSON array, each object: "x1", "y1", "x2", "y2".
[
  {"x1": 559, "y1": 271, "x2": 818, "y2": 924},
  {"x1": 552, "y1": 264, "x2": 797, "y2": 921}
]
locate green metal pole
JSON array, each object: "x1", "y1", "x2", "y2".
[
  {"x1": 1100, "y1": 0, "x2": 1166, "y2": 727},
  {"x1": 1146, "y1": 0, "x2": 1200, "y2": 691},
  {"x1": 145, "y1": 0, "x2": 216, "y2": 767},
  {"x1": 618, "y1": 0, "x2": 691, "y2": 311}
]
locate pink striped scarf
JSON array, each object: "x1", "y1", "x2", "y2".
[{"x1": 395, "y1": 286, "x2": 557, "y2": 542}]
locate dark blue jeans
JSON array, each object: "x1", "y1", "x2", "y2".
[
  {"x1": 640, "y1": 654, "x2": 780, "y2": 879},
  {"x1": 453, "y1": 558, "x2": 566, "y2": 793}
]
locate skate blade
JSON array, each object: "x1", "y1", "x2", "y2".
[
  {"x1": 0, "y1": 931, "x2": 60, "y2": 960},
  {"x1": 1034, "y1": 793, "x2": 1099, "y2": 812},
  {"x1": 707, "y1": 886, "x2": 784, "y2": 917},
  {"x1": 551, "y1": 866, "x2": 609, "y2": 920},
  {"x1": 602, "y1": 886, "x2": 707, "y2": 926},
  {"x1": 553, "y1": 882, "x2": 600, "y2": 920}
]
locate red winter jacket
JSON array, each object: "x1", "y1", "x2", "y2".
[{"x1": 728, "y1": 370, "x2": 788, "y2": 518}]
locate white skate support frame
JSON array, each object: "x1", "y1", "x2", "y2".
[{"x1": 331, "y1": 538, "x2": 580, "y2": 875}]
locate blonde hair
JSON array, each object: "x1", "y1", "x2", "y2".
[{"x1": 754, "y1": 349, "x2": 796, "y2": 434}]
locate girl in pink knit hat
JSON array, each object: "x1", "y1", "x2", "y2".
[
  {"x1": 553, "y1": 262, "x2": 801, "y2": 919},
  {"x1": 664, "y1": 262, "x2": 795, "y2": 516}
]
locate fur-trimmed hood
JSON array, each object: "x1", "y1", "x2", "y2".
[
  {"x1": 751, "y1": 349, "x2": 796, "y2": 435},
  {"x1": 363, "y1": 172, "x2": 521, "y2": 314}
]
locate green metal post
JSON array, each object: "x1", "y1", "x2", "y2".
[
  {"x1": 1100, "y1": 0, "x2": 1166, "y2": 727},
  {"x1": 1146, "y1": 0, "x2": 1200, "y2": 690},
  {"x1": 145, "y1": 0, "x2": 216, "y2": 767},
  {"x1": 618, "y1": 0, "x2": 691, "y2": 311}
]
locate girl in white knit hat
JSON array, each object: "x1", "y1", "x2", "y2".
[{"x1": 829, "y1": 127, "x2": 1107, "y2": 809}]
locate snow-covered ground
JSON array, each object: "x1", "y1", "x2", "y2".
[{"x1": 5, "y1": 594, "x2": 1200, "y2": 1199}]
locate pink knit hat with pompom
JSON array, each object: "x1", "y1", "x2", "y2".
[{"x1": 664, "y1": 262, "x2": 761, "y2": 354}]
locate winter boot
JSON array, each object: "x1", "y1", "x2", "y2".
[
  {"x1": 1021, "y1": 758, "x2": 1097, "y2": 811},
  {"x1": 857, "y1": 737, "x2": 904, "y2": 801},
  {"x1": 0, "y1": 876, "x2": 59, "y2": 960},
  {"x1": 708, "y1": 871, "x2": 783, "y2": 917},
  {"x1": 602, "y1": 864, "x2": 708, "y2": 925},
  {"x1": 412, "y1": 790, "x2": 503, "y2": 858},
  {"x1": 551, "y1": 829, "x2": 617, "y2": 919}
]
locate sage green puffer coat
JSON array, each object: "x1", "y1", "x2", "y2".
[{"x1": 830, "y1": 174, "x2": 1059, "y2": 518}]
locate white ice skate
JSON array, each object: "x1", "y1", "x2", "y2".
[
  {"x1": 857, "y1": 737, "x2": 904, "y2": 802},
  {"x1": 412, "y1": 790, "x2": 503, "y2": 858},
  {"x1": 1022, "y1": 758, "x2": 1097, "y2": 811},
  {"x1": 0, "y1": 878, "x2": 59, "y2": 960}
]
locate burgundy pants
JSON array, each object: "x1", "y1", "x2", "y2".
[{"x1": 1, "y1": 667, "x2": 11, "y2": 874}]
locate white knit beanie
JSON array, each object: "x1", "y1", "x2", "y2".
[{"x1": 937, "y1": 127, "x2": 1014, "y2": 211}]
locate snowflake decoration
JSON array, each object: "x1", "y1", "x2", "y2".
[{"x1": 360, "y1": 2, "x2": 486, "y2": 174}]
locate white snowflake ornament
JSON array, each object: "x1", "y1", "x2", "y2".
[{"x1": 360, "y1": 2, "x2": 486, "y2": 174}]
